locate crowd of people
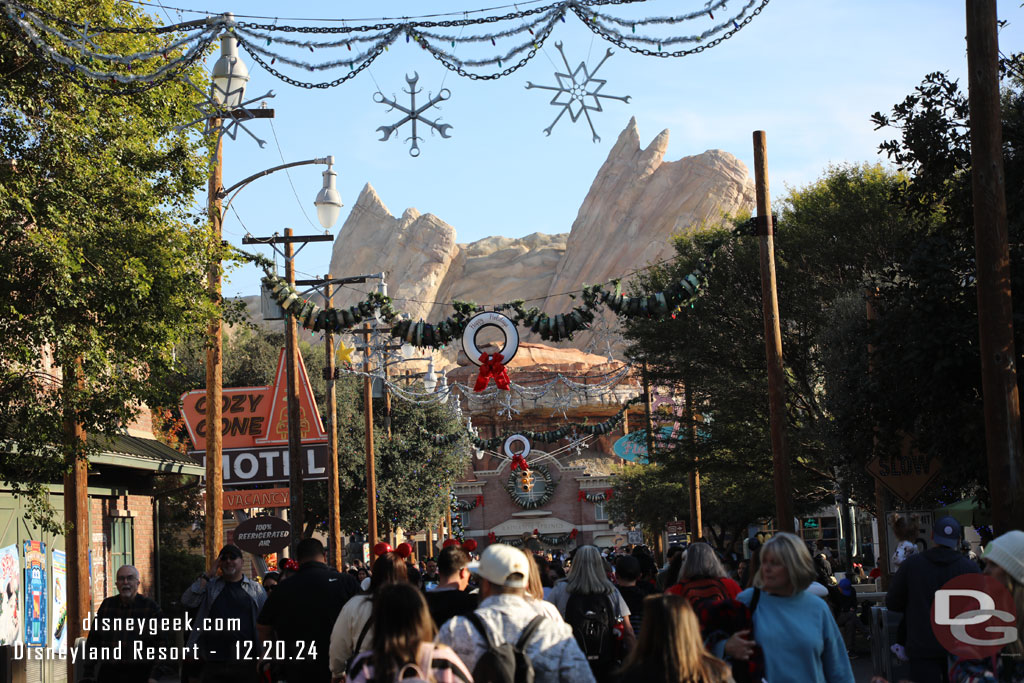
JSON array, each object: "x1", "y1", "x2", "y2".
[{"x1": 77, "y1": 521, "x2": 1024, "y2": 683}]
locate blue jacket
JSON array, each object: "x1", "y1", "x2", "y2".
[{"x1": 181, "y1": 574, "x2": 266, "y2": 649}]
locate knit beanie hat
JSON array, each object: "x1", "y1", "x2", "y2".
[{"x1": 982, "y1": 530, "x2": 1024, "y2": 585}]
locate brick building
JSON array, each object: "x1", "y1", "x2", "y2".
[
  {"x1": 448, "y1": 343, "x2": 645, "y2": 554},
  {"x1": 0, "y1": 411, "x2": 203, "y2": 683}
]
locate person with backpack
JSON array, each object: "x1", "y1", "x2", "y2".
[
  {"x1": 346, "y1": 582, "x2": 473, "y2": 683},
  {"x1": 329, "y1": 552, "x2": 409, "y2": 681},
  {"x1": 712, "y1": 533, "x2": 854, "y2": 683},
  {"x1": 546, "y1": 545, "x2": 635, "y2": 683},
  {"x1": 436, "y1": 544, "x2": 595, "y2": 683},
  {"x1": 665, "y1": 542, "x2": 742, "y2": 606},
  {"x1": 613, "y1": 594, "x2": 733, "y2": 683}
]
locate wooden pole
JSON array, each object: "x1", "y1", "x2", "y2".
[
  {"x1": 966, "y1": 0, "x2": 1024, "y2": 533},
  {"x1": 204, "y1": 124, "x2": 224, "y2": 568},
  {"x1": 641, "y1": 360, "x2": 655, "y2": 461},
  {"x1": 752, "y1": 130, "x2": 795, "y2": 534},
  {"x1": 324, "y1": 275, "x2": 342, "y2": 569},
  {"x1": 684, "y1": 382, "x2": 703, "y2": 540},
  {"x1": 360, "y1": 324, "x2": 378, "y2": 550},
  {"x1": 63, "y1": 356, "x2": 90, "y2": 683},
  {"x1": 284, "y1": 229, "x2": 305, "y2": 549},
  {"x1": 866, "y1": 292, "x2": 891, "y2": 589}
]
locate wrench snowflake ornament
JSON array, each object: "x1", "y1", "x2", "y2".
[{"x1": 374, "y1": 72, "x2": 452, "y2": 157}]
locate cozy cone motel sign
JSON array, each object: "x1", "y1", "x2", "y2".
[{"x1": 180, "y1": 348, "x2": 329, "y2": 487}]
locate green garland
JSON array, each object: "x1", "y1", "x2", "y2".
[
  {"x1": 426, "y1": 396, "x2": 643, "y2": 449},
  {"x1": 449, "y1": 490, "x2": 464, "y2": 541},
  {"x1": 504, "y1": 464, "x2": 555, "y2": 509},
  {"x1": 258, "y1": 231, "x2": 728, "y2": 348}
]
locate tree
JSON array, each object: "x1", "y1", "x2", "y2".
[
  {"x1": 0, "y1": 0, "x2": 213, "y2": 532},
  {"x1": 620, "y1": 163, "x2": 927, "y2": 546}
]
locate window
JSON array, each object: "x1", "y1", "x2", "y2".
[
  {"x1": 457, "y1": 511, "x2": 470, "y2": 529},
  {"x1": 110, "y1": 516, "x2": 135, "y2": 587},
  {"x1": 594, "y1": 502, "x2": 608, "y2": 521}
]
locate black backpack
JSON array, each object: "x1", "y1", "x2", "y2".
[
  {"x1": 465, "y1": 613, "x2": 544, "y2": 683},
  {"x1": 564, "y1": 593, "x2": 617, "y2": 677}
]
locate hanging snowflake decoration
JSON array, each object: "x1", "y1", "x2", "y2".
[
  {"x1": 374, "y1": 72, "x2": 452, "y2": 157},
  {"x1": 583, "y1": 311, "x2": 625, "y2": 363},
  {"x1": 525, "y1": 42, "x2": 631, "y2": 143},
  {"x1": 175, "y1": 76, "x2": 275, "y2": 162}
]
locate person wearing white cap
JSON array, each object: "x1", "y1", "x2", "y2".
[
  {"x1": 436, "y1": 544, "x2": 596, "y2": 683},
  {"x1": 949, "y1": 529, "x2": 1024, "y2": 682},
  {"x1": 886, "y1": 516, "x2": 980, "y2": 683}
]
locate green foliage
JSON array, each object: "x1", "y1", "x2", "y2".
[
  {"x1": 0, "y1": 0, "x2": 214, "y2": 532},
  {"x1": 605, "y1": 464, "x2": 687, "y2": 542},
  {"x1": 186, "y1": 324, "x2": 468, "y2": 537}
]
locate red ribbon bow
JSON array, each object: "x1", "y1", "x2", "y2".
[
  {"x1": 474, "y1": 352, "x2": 511, "y2": 392},
  {"x1": 510, "y1": 455, "x2": 528, "y2": 471},
  {"x1": 577, "y1": 491, "x2": 586, "y2": 502},
  {"x1": 487, "y1": 531, "x2": 497, "y2": 543},
  {"x1": 570, "y1": 528, "x2": 578, "y2": 539},
  {"x1": 475, "y1": 494, "x2": 485, "y2": 507},
  {"x1": 604, "y1": 488, "x2": 614, "y2": 500}
]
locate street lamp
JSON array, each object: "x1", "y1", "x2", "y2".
[
  {"x1": 211, "y1": 13, "x2": 248, "y2": 107},
  {"x1": 315, "y1": 162, "x2": 343, "y2": 229}
]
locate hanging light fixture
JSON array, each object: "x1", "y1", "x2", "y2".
[
  {"x1": 314, "y1": 157, "x2": 343, "y2": 229},
  {"x1": 211, "y1": 13, "x2": 249, "y2": 108}
]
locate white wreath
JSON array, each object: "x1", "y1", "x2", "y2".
[{"x1": 462, "y1": 311, "x2": 519, "y2": 366}]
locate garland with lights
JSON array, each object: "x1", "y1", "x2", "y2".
[
  {"x1": 577, "y1": 489, "x2": 614, "y2": 502},
  {"x1": 455, "y1": 495, "x2": 484, "y2": 511},
  {"x1": 449, "y1": 490, "x2": 465, "y2": 540},
  {"x1": 504, "y1": 465, "x2": 555, "y2": 509},
  {"x1": 2, "y1": 0, "x2": 771, "y2": 92}
]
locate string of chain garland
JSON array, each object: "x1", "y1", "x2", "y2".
[
  {"x1": 258, "y1": 225, "x2": 734, "y2": 348},
  {"x1": 2, "y1": 0, "x2": 770, "y2": 90},
  {"x1": 425, "y1": 395, "x2": 643, "y2": 448}
]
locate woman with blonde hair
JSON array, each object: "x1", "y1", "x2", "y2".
[
  {"x1": 950, "y1": 529, "x2": 1024, "y2": 681},
  {"x1": 615, "y1": 594, "x2": 733, "y2": 683},
  {"x1": 547, "y1": 545, "x2": 635, "y2": 682},
  {"x1": 521, "y1": 550, "x2": 565, "y2": 622},
  {"x1": 714, "y1": 532, "x2": 853, "y2": 683},
  {"x1": 346, "y1": 582, "x2": 473, "y2": 683}
]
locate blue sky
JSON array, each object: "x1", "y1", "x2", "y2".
[{"x1": 136, "y1": 1, "x2": 1024, "y2": 298}]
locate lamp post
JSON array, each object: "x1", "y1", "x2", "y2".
[{"x1": 201, "y1": 18, "x2": 344, "y2": 567}]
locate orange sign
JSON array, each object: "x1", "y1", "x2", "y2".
[
  {"x1": 180, "y1": 348, "x2": 326, "y2": 450},
  {"x1": 223, "y1": 488, "x2": 290, "y2": 510},
  {"x1": 866, "y1": 435, "x2": 942, "y2": 504}
]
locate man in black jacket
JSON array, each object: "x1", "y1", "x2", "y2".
[
  {"x1": 886, "y1": 516, "x2": 980, "y2": 683},
  {"x1": 257, "y1": 538, "x2": 359, "y2": 683}
]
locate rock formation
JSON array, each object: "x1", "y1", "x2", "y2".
[{"x1": 319, "y1": 117, "x2": 755, "y2": 361}]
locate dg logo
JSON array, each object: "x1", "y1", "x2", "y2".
[{"x1": 931, "y1": 573, "x2": 1019, "y2": 659}]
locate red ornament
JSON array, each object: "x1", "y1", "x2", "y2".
[
  {"x1": 462, "y1": 539, "x2": 478, "y2": 552},
  {"x1": 473, "y1": 352, "x2": 511, "y2": 392},
  {"x1": 475, "y1": 494, "x2": 485, "y2": 507},
  {"x1": 442, "y1": 538, "x2": 460, "y2": 548},
  {"x1": 396, "y1": 542, "x2": 413, "y2": 559},
  {"x1": 373, "y1": 542, "x2": 393, "y2": 557},
  {"x1": 577, "y1": 491, "x2": 586, "y2": 502}
]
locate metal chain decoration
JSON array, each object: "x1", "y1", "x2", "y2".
[
  {"x1": 374, "y1": 72, "x2": 453, "y2": 157},
  {"x1": 426, "y1": 395, "x2": 644, "y2": 448},
  {"x1": 526, "y1": 41, "x2": 629, "y2": 142},
  {"x1": 2, "y1": 0, "x2": 771, "y2": 90}
]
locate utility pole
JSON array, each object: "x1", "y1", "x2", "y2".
[
  {"x1": 752, "y1": 130, "x2": 794, "y2": 533},
  {"x1": 204, "y1": 124, "x2": 224, "y2": 569},
  {"x1": 866, "y1": 292, "x2": 891, "y2": 589},
  {"x1": 641, "y1": 360, "x2": 656, "y2": 462},
  {"x1": 358, "y1": 323, "x2": 379, "y2": 550},
  {"x1": 242, "y1": 230, "x2": 332, "y2": 552},
  {"x1": 966, "y1": 0, "x2": 1024, "y2": 532},
  {"x1": 684, "y1": 382, "x2": 703, "y2": 541},
  {"x1": 322, "y1": 274, "x2": 342, "y2": 569},
  {"x1": 63, "y1": 356, "x2": 89, "y2": 683}
]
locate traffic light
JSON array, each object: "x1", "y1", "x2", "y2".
[{"x1": 519, "y1": 469, "x2": 534, "y2": 492}]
